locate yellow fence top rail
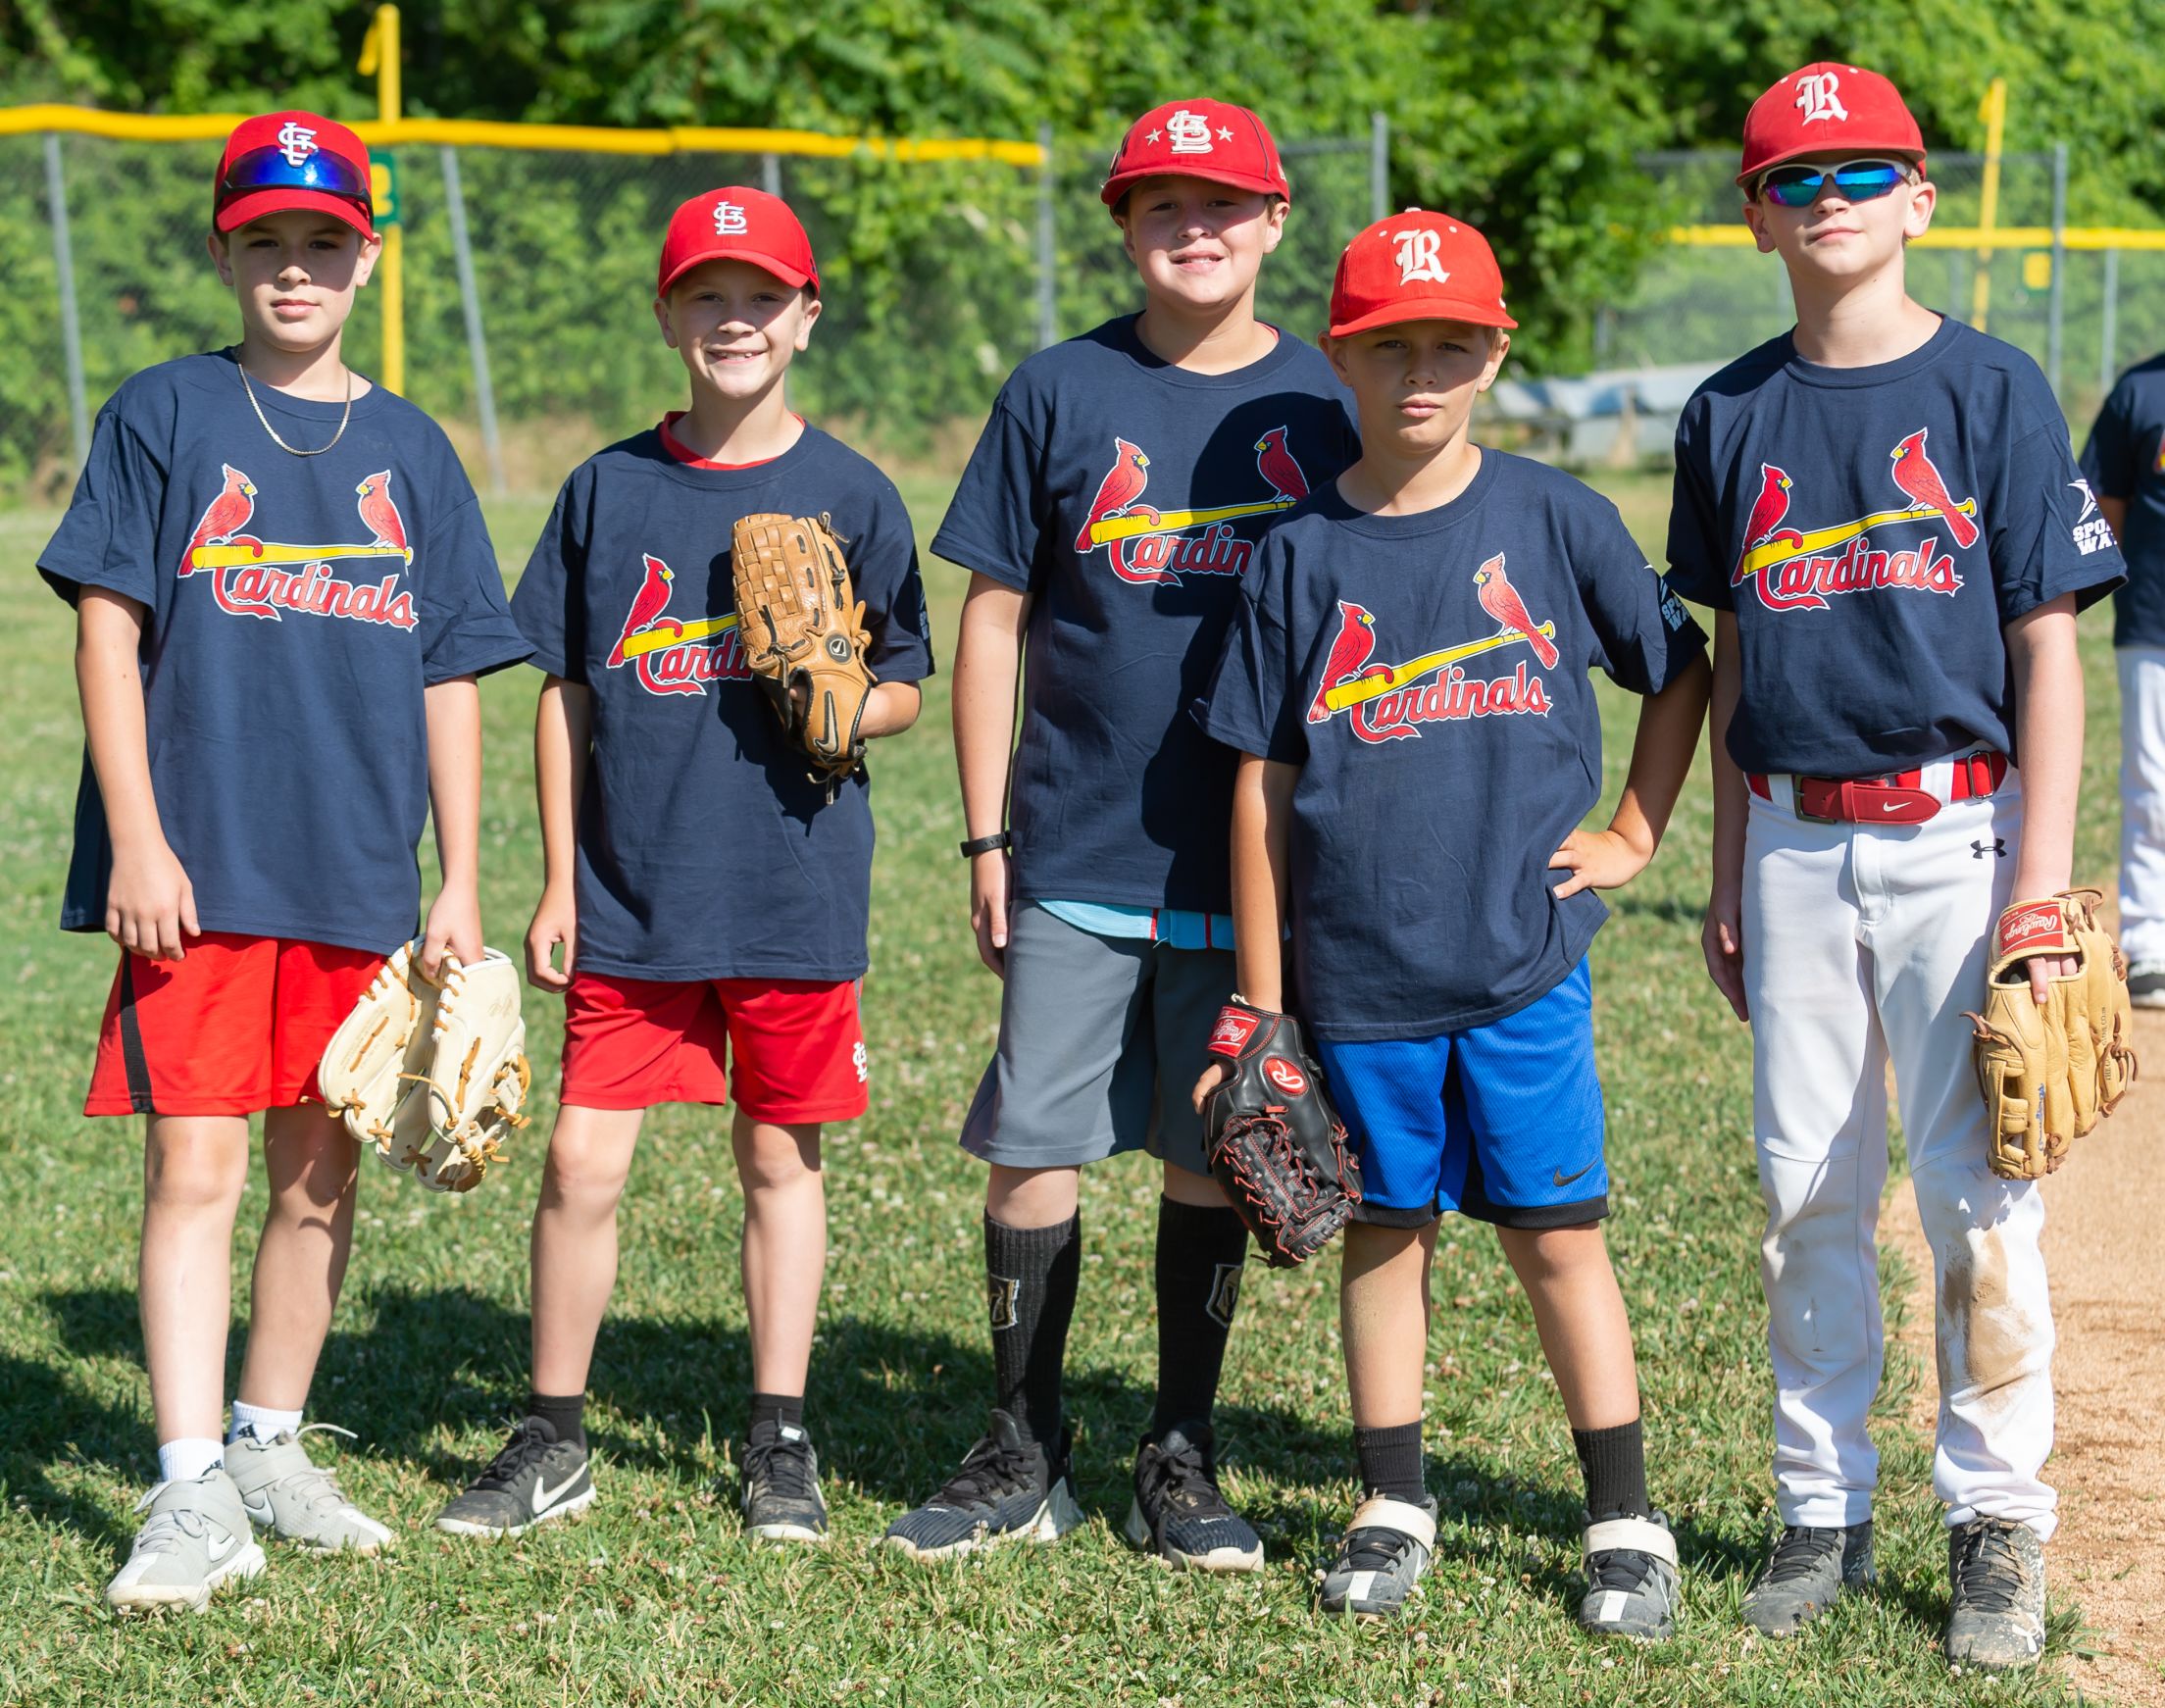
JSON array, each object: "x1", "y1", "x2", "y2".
[
  {"x1": 0, "y1": 103, "x2": 1047, "y2": 167},
  {"x1": 1670, "y1": 223, "x2": 2165, "y2": 252}
]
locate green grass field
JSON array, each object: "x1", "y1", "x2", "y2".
[{"x1": 0, "y1": 474, "x2": 2124, "y2": 1707}]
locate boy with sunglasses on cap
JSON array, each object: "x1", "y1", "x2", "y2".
[
  {"x1": 432, "y1": 188, "x2": 931, "y2": 1546},
  {"x1": 1670, "y1": 64, "x2": 2123, "y2": 1668},
  {"x1": 38, "y1": 111, "x2": 529, "y2": 1611},
  {"x1": 1196, "y1": 210, "x2": 1708, "y2": 1634},
  {"x1": 882, "y1": 100, "x2": 1357, "y2": 1570}
]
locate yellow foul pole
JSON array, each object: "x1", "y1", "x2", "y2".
[
  {"x1": 1970, "y1": 77, "x2": 2006, "y2": 334},
  {"x1": 358, "y1": 5, "x2": 403, "y2": 394}
]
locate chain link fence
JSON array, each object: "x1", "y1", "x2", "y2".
[
  {"x1": 1604, "y1": 150, "x2": 2165, "y2": 431},
  {"x1": 0, "y1": 126, "x2": 1385, "y2": 499}
]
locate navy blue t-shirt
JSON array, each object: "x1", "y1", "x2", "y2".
[
  {"x1": 1198, "y1": 451, "x2": 1705, "y2": 1041},
  {"x1": 1667, "y1": 319, "x2": 2123, "y2": 777},
  {"x1": 931, "y1": 316, "x2": 1359, "y2": 914},
  {"x1": 510, "y1": 422, "x2": 934, "y2": 982},
  {"x1": 2081, "y1": 354, "x2": 2165, "y2": 647},
  {"x1": 39, "y1": 350, "x2": 529, "y2": 953}
]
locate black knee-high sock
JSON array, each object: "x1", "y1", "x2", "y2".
[
  {"x1": 1151, "y1": 1196, "x2": 1251, "y2": 1435},
  {"x1": 1573, "y1": 1419, "x2": 1650, "y2": 1519},
  {"x1": 984, "y1": 1212, "x2": 1081, "y2": 1445}
]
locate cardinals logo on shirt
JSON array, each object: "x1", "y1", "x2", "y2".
[
  {"x1": 1073, "y1": 428, "x2": 1311, "y2": 586},
  {"x1": 603, "y1": 552, "x2": 751, "y2": 697},
  {"x1": 1306, "y1": 556, "x2": 1558, "y2": 745},
  {"x1": 176, "y1": 463, "x2": 417, "y2": 629},
  {"x1": 1729, "y1": 429, "x2": 1980, "y2": 613}
]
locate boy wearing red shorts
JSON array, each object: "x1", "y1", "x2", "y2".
[
  {"x1": 40, "y1": 113, "x2": 529, "y2": 1610},
  {"x1": 433, "y1": 188, "x2": 931, "y2": 1544}
]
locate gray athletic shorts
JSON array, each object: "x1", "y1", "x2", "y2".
[{"x1": 959, "y1": 902, "x2": 1234, "y2": 1175}]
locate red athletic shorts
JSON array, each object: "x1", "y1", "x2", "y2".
[
  {"x1": 85, "y1": 933, "x2": 388, "y2": 1118},
  {"x1": 560, "y1": 973, "x2": 869, "y2": 1121}
]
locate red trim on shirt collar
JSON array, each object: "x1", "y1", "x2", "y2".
[{"x1": 659, "y1": 411, "x2": 802, "y2": 470}]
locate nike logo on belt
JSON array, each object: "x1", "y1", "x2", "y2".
[
  {"x1": 532, "y1": 1470, "x2": 582, "y2": 1513},
  {"x1": 1880, "y1": 801, "x2": 1906, "y2": 813},
  {"x1": 1552, "y1": 1161, "x2": 1597, "y2": 1188}
]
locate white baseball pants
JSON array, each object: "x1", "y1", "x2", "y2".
[
  {"x1": 1742, "y1": 764, "x2": 2055, "y2": 1540},
  {"x1": 2117, "y1": 646, "x2": 2165, "y2": 967}
]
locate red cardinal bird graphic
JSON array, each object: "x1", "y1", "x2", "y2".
[
  {"x1": 1473, "y1": 554, "x2": 1559, "y2": 669},
  {"x1": 355, "y1": 472, "x2": 412, "y2": 563},
  {"x1": 179, "y1": 463, "x2": 259, "y2": 574},
  {"x1": 607, "y1": 555, "x2": 676, "y2": 669},
  {"x1": 1735, "y1": 462, "x2": 1794, "y2": 579},
  {"x1": 1074, "y1": 438, "x2": 1157, "y2": 552},
  {"x1": 1255, "y1": 427, "x2": 1309, "y2": 503},
  {"x1": 1889, "y1": 428, "x2": 1980, "y2": 549},
  {"x1": 1307, "y1": 600, "x2": 1380, "y2": 723}
]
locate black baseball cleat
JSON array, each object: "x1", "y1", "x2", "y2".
[
  {"x1": 882, "y1": 1409, "x2": 1083, "y2": 1561},
  {"x1": 435, "y1": 1416, "x2": 596, "y2": 1538},
  {"x1": 1123, "y1": 1422, "x2": 1263, "y2": 1573},
  {"x1": 738, "y1": 1420, "x2": 829, "y2": 1545}
]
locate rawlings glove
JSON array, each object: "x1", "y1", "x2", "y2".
[
  {"x1": 1201, "y1": 998, "x2": 1362, "y2": 1268},
  {"x1": 1966, "y1": 888, "x2": 2139, "y2": 1181},
  {"x1": 319, "y1": 937, "x2": 436, "y2": 1165},
  {"x1": 731, "y1": 512, "x2": 877, "y2": 787}
]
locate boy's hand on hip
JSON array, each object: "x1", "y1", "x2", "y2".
[
  {"x1": 1549, "y1": 827, "x2": 1651, "y2": 898},
  {"x1": 106, "y1": 838, "x2": 199, "y2": 960},
  {"x1": 421, "y1": 884, "x2": 483, "y2": 980}
]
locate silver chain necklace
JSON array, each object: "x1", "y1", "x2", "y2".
[{"x1": 237, "y1": 357, "x2": 352, "y2": 457}]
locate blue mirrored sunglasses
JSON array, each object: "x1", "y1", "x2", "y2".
[
  {"x1": 218, "y1": 144, "x2": 373, "y2": 213},
  {"x1": 1758, "y1": 159, "x2": 1912, "y2": 209}
]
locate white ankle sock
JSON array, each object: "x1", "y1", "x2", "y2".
[
  {"x1": 227, "y1": 1400, "x2": 303, "y2": 1445},
  {"x1": 157, "y1": 1437, "x2": 227, "y2": 1484}
]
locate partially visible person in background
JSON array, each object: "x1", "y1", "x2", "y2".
[{"x1": 2082, "y1": 353, "x2": 2165, "y2": 1003}]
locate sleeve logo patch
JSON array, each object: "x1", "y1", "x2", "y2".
[{"x1": 2070, "y1": 479, "x2": 2116, "y2": 556}]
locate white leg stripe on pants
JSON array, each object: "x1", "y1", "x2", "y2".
[
  {"x1": 2118, "y1": 645, "x2": 2165, "y2": 966},
  {"x1": 1742, "y1": 770, "x2": 2055, "y2": 1539}
]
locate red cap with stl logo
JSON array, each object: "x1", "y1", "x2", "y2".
[
  {"x1": 657, "y1": 186, "x2": 820, "y2": 298},
  {"x1": 214, "y1": 112, "x2": 375, "y2": 238},
  {"x1": 1738, "y1": 64, "x2": 1926, "y2": 187},
  {"x1": 1100, "y1": 100, "x2": 1289, "y2": 213},
  {"x1": 1326, "y1": 210, "x2": 1517, "y2": 339}
]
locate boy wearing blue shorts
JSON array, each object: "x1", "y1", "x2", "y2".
[{"x1": 1197, "y1": 211, "x2": 1709, "y2": 1636}]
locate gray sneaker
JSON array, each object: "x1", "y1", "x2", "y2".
[
  {"x1": 226, "y1": 1425, "x2": 393, "y2": 1553},
  {"x1": 1577, "y1": 1511, "x2": 1682, "y2": 1639},
  {"x1": 1741, "y1": 1521, "x2": 1875, "y2": 1635},
  {"x1": 1944, "y1": 1518, "x2": 2046, "y2": 1671},
  {"x1": 1319, "y1": 1494, "x2": 1437, "y2": 1617},
  {"x1": 105, "y1": 1469, "x2": 268, "y2": 1612},
  {"x1": 2127, "y1": 961, "x2": 2165, "y2": 1009}
]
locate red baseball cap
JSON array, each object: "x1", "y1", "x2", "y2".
[
  {"x1": 1326, "y1": 210, "x2": 1517, "y2": 339},
  {"x1": 1100, "y1": 100, "x2": 1289, "y2": 213},
  {"x1": 657, "y1": 187, "x2": 819, "y2": 298},
  {"x1": 1738, "y1": 64, "x2": 1927, "y2": 187},
  {"x1": 214, "y1": 112, "x2": 375, "y2": 238}
]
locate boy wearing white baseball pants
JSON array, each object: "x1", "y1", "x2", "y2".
[{"x1": 1670, "y1": 64, "x2": 2123, "y2": 1672}]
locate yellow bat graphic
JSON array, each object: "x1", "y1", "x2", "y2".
[
  {"x1": 1736, "y1": 498, "x2": 1980, "y2": 580},
  {"x1": 1320, "y1": 624, "x2": 1557, "y2": 715},
  {"x1": 189, "y1": 540, "x2": 410, "y2": 571},
  {"x1": 1085, "y1": 497, "x2": 1294, "y2": 548},
  {"x1": 617, "y1": 612, "x2": 740, "y2": 661}
]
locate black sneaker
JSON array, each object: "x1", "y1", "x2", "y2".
[
  {"x1": 882, "y1": 1409, "x2": 1082, "y2": 1561},
  {"x1": 2128, "y1": 960, "x2": 2165, "y2": 1009},
  {"x1": 434, "y1": 1417, "x2": 595, "y2": 1538},
  {"x1": 1123, "y1": 1422, "x2": 1263, "y2": 1573},
  {"x1": 739, "y1": 1420, "x2": 828, "y2": 1545},
  {"x1": 1944, "y1": 1518, "x2": 2045, "y2": 1670},
  {"x1": 1740, "y1": 1521, "x2": 1875, "y2": 1635}
]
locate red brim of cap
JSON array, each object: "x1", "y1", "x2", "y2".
[
  {"x1": 216, "y1": 187, "x2": 375, "y2": 240},
  {"x1": 1736, "y1": 142, "x2": 1927, "y2": 187},
  {"x1": 1101, "y1": 166, "x2": 1289, "y2": 210},
  {"x1": 657, "y1": 245, "x2": 816, "y2": 297},
  {"x1": 1326, "y1": 299, "x2": 1518, "y2": 340}
]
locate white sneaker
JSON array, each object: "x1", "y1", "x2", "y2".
[
  {"x1": 106, "y1": 1469, "x2": 267, "y2": 1612},
  {"x1": 225, "y1": 1426, "x2": 394, "y2": 1553}
]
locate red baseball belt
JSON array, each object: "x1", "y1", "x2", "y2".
[{"x1": 1747, "y1": 751, "x2": 2007, "y2": 825}]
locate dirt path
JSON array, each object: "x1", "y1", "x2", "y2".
[{"x1": 1883, "y1": 997, "x2": 2165, "y2": 1704}]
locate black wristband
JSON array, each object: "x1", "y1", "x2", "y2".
[{"x1": 959, "y1": 830, "x2": 1012, "y2": 859}]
